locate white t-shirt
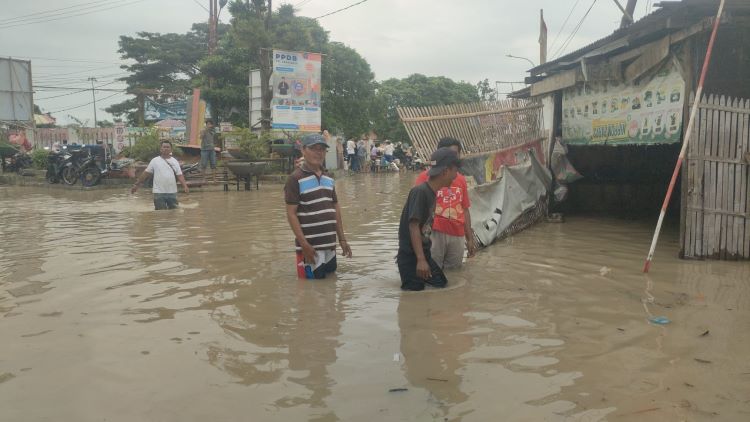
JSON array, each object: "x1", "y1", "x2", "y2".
[
  {"x1": 384, "y1": 144, "x2": 395, "y2": 156},
  {"x1": 145, "y1": 156, "x2": 182, "y2": 193},
  {"x1": 346, "y1": 140, "x2": 356, "y2": 155}
]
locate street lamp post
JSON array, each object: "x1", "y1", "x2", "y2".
[{"x1": 505, "y1": 54, "x2": 536, "y2": 68}]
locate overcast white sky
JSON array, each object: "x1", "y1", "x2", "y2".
[{"x1": 1, "y1": 0, "x2": 658, "y2": 126}]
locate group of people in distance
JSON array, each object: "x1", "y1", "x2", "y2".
[
  {"x1": 286, "y1": 134, "x2": 474, "y2": 291},
  {"x1": 345, "y1": 137, "x2": 411, "y2": 173}
]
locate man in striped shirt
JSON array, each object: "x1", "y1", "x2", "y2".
[{"x1": 285, "y1": 133, "x2": 353, "y2": 279}]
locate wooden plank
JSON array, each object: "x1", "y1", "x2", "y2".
[
  {"x1": 696, "y1": 97, "x2": 707, "y2": 257},
  {"x1": 706, "y1": 94, "x2": 718, "y2": 256},
  {"x1": 742, "y1": 99, "x2": 750, "y2": 258},
  {"x1": 728, "y1": 98, "x2": 738, "y2": 258},
  {"x1": 717, "y1": 96, "x2": 727, "y2": 259},
  {"x1": 624, "y1": 36, "x2": 670, "y2": 82},
  {"x1": 735, "y1": 100, "x2": 745, "y2": 258},
  {"x1": 683, "y1": 92, "x2": 695, "y2": 257},
  {"x1": 531, "y1": 69, "x2": 580, "y2": 97}
]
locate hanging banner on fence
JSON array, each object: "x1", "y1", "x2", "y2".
[
  {"x1": 144, "y1": 97, "x2": 189, "y2": 121},
  {"x1": 562, "y1": 64, "x2": 685, "y2": 145},
  {"x1": 271, "y1": 49, "x2": 321, "y2": 131}
]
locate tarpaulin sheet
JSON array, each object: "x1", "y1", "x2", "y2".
[{"x1": 469, "y1": 150, "x2": 551, "y2": 247}]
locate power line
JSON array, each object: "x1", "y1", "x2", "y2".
[
  {"x1": 0, "y1": 0, "x2": 116, "y2": 24},
  {"x1": 314, "y1": 0, "x2": 369, "y2": 19},
  {"x1": 553, "y1": 0, "x2": 598, "y2": 59},
  {"x1": 1, "y1": 55, "x2": 124, "y2": 65},
  {"x1": 35, "y1": 80, "x2": 126, "y2": 100},
  {"x1": 0, "y1": 0, "x2": 148, "y2": 30},
  {"x1": 48, "y1": 91, "x2": 126, "y2": 114},
  {"x1": 295, "y1": 0, "x2": 316, "y2": 8},
  {"x1": 190, "y1": 0, "x2": 209, "y2": 12},
  {"x1": 549, "y1": 0, "x2": 582, "y2": 53}
]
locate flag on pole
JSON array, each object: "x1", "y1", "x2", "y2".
[{"x1": 539, "y1": 9, "x2": 548, "y2": 65}]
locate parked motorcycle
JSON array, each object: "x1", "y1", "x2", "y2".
[
  {"x1": 62, "y1": 148, "x2": 102, "y2": 187},
  {"x1": 46, "y1": 149, "x2": 71, "y2": 183},
  {"x1": 5, "y1": 152, "x2": 32, "y2": 174}
]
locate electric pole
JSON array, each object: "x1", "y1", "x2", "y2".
[
  {"x1": 614, "y1": 0, "x2": 638, "y2": 28},
  {"x1": 88, "y1": 77, "x2": 98, "y2": 128},
  {"x1": 260, "y1": 0, "x2": 273, "y2": 133}
]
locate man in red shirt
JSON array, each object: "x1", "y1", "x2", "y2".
[{"x1": 414, "y1": 137, "x2": 477, "y2": 269}]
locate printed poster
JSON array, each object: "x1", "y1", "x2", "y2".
[
  {"x1": 562, "y1": 64, "x2": 685, "y2": 145},
  {"x1": 272, "y1": 49, "x2": 321, "y2": 131}
]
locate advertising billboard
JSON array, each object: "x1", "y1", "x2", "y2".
[
  {"x1": 0, "y1": 58, "x2": 33, "y2": 122},
  {"x1": 562, "y1": 64, "x2": 685, "y2": 145},
  {"x1": 271, "y1": 49, "x2": 321, "y2": 131}
]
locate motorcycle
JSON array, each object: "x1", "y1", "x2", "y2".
[
  {"x1": 46, "y1": 149, "x2": 71, "y2": 183},
  {"x1": 62, "y1": 148, "x2": 102, "y2": 187},
  {"x1": 5, "y1": 152, "x2": 32, "y2": 174}
]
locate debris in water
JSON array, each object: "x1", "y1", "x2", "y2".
[
  {"x1": 684, "y1": 382, "x2": 695, "y2": 388},
  {"x1": 599, "y1": 266, "x2": 611, "y2": 276},
  {"x1": 649, "y1": 316, "x2": 671, "y2": 325},
  {"x1": 389, "y1": 388, "x2": 408, "y2": 393},
  {"x1": 694, "y1": 358, "x2": 712, "y2": 364},
  {"x1": 393, "y1": 353, "x2": 400, "y2": 362},
  {"x1": 427, "y1": 377, "x2": 448, "y2": 382},
  {"x1": 617, "y1": 328, "x2": 625, "y2": 332},
  {"x1": 700, "y1": 330, "x2": 710, "y2": 337}
]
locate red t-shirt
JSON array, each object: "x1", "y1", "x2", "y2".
[{"x1": 414, "y1": 171, "x2": 471, "y2": 237}]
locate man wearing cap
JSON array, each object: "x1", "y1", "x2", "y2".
[
  {"x1": 285, "y1": 132, "x2": 353, "y2": 279},
  {"x1": 415, "y1": 137, "x2": 477, "y2": 269},
  {"x1": 397, "y1": 147, "x2": 461, "y2": 291}
]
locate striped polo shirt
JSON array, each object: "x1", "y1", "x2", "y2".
[{"x1": 284, "y1": 166, "x2": 339, "y2": 251}]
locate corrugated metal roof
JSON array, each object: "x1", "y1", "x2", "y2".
[{"x1": 528, "y1": 0, "x2": 742, "y2": 76}]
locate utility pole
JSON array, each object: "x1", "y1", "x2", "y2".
[
  {"x1": 88, "y1": 77, "x2": 98, "y2": 128},
  {"x1": 260, "y1": 0, "x2": 273, "y2": 133},
  {"x1": 612, "y1": 0, "x2": 638, "y2": 28}
]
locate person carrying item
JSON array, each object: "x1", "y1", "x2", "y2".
[
  {"x1": 414, "y1": 137, "x2": 477, "y2": 269},
  {"x1": 397, "y1": 147, "x2": 461, "y2": 291},
  {"x1": 285, "y1": 133, "x2": 353, "y2": 279},
  {"x1": 131, "y1": 140, "x2": 189, "y2": 210},
  {"x1": 200, "y1": 120, "x2": 217, "y2": 178},
  {"x1": 383, "y1": 140, "x2": 395, "y2": 164}
]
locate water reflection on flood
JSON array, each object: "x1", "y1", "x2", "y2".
[{"x1": 1, "y1": 177, "x2": 748, "y2": 421}]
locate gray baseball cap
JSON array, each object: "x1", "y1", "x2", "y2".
[
  {"x1": 427, "y1": 147, "x2": 462, "y2": 176},
  {"x1": 301, "y1": 134, "x2": 328, "y2": 148}
]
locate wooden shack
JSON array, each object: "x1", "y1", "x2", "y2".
[{"x1": 520, "y1": 0, "x2": 750, "y2": 260}]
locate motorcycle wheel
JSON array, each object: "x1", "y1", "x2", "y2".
[
  {"x1": 81, "y1": 167, "x2": 101, "y2": 187},
  {"x1": 46, "y1": 169, "x2": 59, "y2": 184},
  {"x1": 62, "y1": 167, "x2": 78, "y2": 185}
]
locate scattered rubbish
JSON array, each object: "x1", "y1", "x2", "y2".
[
  {"x1": 427, "y1": 377, "x2": 448, "y2": 382},
  {"x1": 388, "y1": 388, "x2": 408, "y2": 393},
  {"x1": 393, "y1": 353, "x2": 400, "y2": 362},
  {"x1": 700, "y1": 330, "x2": 710, "y2": 337},
  {"x1": 684, "y1": 382, "x2": 694, "y2": 388},
  {"x1": 694, "y1": 358, "x2": 712, "y2": 364},
  {"x1": 599, "y1": 266, "x2": 611, "y2": 276},
  {"x1": 649, "y1": 316, "x2": 671, "y2": 325},
  {"x1": 617, "y1": 328, "x2": 625, "y2": 332}
]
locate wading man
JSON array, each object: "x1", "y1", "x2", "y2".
[
  {"x1": 285, "y1": 133, "x2": 353, "y2": 279},
  {"x1": 200, "y1": 120, "x2": 217, "y2": 178},
  {"x1": 397, "y1": 147, "x2": 461, "y2": 291},
  {"x1": 414, "y1": 137, "x2": 476, "y2": 269},
  {"x1": 131, "y1": 140, "x2": 189, "y2": 209}
]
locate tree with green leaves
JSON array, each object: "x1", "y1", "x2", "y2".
[{"x1": 372, "y1": 74, "x2": 480, "y2": 142}]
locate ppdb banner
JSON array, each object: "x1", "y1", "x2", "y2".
[
  {"x1": 271, "y1": 49, "x2": 322, "y2": 131},
  {"x1": 562, "y1": 63, "x2": 685, "y2": 145}
]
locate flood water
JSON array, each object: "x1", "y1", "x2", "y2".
[{"x1": 1, "y1": 174, "x2": 749, "y2": 421}]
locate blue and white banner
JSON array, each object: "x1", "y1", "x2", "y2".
[{"x1": 271, "y1": 49, "x2": 322, "y2": 131}]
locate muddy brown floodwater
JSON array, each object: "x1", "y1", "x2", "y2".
[{"x1": 1, "y1": 174, "x2": 749, "y2": 421}]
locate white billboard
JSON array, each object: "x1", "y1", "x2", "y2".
[
  {"x1": 271, "y1": 50, "x2": 321, "y2": 131},
  {"x1": 0, "y1": 58, "x2": 33, "y2": 122}
]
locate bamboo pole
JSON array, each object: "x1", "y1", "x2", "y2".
[{"x1": 643, "y1": 0, "x2": 726, "y2": 273}]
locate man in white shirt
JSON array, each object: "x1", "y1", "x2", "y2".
[
  {"x1": 346, "y1": 139, "x2": 357, "y2": 170},
  {"x1": 383, "y1": 140, "x2": 395, "y2": 164},
  {"x1": 131, "y1": 140, "x2": 189, "y2": 209}
]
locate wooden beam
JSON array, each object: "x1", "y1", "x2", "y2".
[
  {"x1": 624, "y1": 35, "x2": 670, "y2": 81},
  {"x1": 531, "y1": 69, "x2": 580, "y2": 96}
]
